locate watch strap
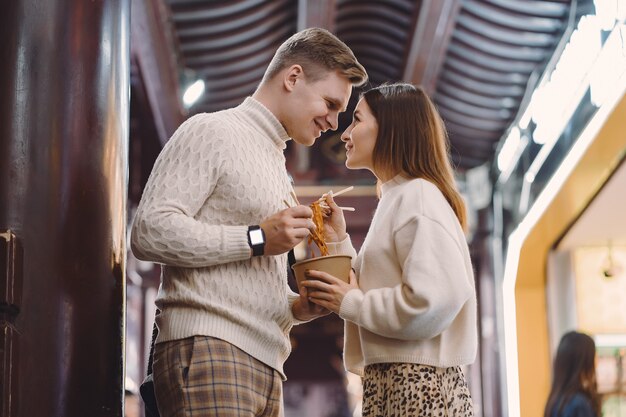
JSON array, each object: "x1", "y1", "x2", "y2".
[{"x1": 247, "y1": 225, "x2": 265, "y2": 256}]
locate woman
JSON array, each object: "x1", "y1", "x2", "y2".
[
  {"x1": 544, "y1": 331, "x2": 601, "y2": 417},
  {"x1": 301, "y1": 83, "x2": 477, "y2": 416}
]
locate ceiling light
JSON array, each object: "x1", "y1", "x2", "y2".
[
  {"x1": 602, "y1": 241, "x2": 623, "y2": 279},
  {"x1": 183, "y1": 79, "x2": 205, "y2": 108},
  {"x1": 497, "y1": 127, "x2": 524, "y2": 176}
]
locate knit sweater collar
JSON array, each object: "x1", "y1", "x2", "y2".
[
  {"x1": 238, "y1": 97, "x2": 291, "y2": 150},
  {"x1": 380, "y1": 174, "x2": 411, "y2": 196}
]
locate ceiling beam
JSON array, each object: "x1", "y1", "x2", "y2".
[
  {"x1": 297, "y1": 0, "x2": 337, "y2": 31},
  {"x1": 131, "y1": 0, "x2": 185, "y2": 145},
  {"x1": 403, "y1": 0, "x2": 462, "y2": 94}
]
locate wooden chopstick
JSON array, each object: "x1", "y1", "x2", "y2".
[
  {"x1": 290, "y1": 190, "x2": 300, "y2": 206},
  {"x1": 330, "y1": 185, "x2": 353, "y2": 197},
  {"x1": 317, "y1": 185, "x2": 354, "y2": 203},
  {"x1": 319, "y1": 201, "x2": 355, "y2": 212}
]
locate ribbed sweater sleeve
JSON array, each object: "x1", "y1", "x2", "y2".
[
  {"x1": 131, "y1": 114, "x2": 251, "y2": 267},
  {"x1": 326, "y1": 234, "x2": 358, "y2": 260},
  {"x1": 339, "y1": 215, "x2": 472, "y2": 340}
]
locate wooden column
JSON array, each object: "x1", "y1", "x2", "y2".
[{"x1": 0, "y1": 1, "x2": 129, "y2": 416}]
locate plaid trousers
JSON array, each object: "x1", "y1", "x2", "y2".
[{"x1": 153, "y1": 336, "x2": 283, "y2": 417}]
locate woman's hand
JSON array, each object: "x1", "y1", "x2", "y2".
[
  {"x1": 321, "y1": 192, "x2": 347, "y2": 243},
  {"x1": 300, "y1": 269, "x2": 358, "y2": 314},
  {"x1": 292, "y1": 286, "x2": 331, "y2": 321}
]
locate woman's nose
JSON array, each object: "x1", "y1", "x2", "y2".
[{"x1": 340, "y1": 126, "x2": 351, "y2": 142}]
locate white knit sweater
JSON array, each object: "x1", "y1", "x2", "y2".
[
  {"x1": 131, "y1": 97, "x2": 302, "y2": 379},
  {"x1": 328, "y1": 176, "x2": 477, "y2": 376}
]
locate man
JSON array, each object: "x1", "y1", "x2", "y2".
[{"x1": 131, "y1": 28, "x2": 367, "y2": 417}]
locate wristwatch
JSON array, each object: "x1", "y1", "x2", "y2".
[{"x1": 247, "y1": 225, "x2": 266, "y2": 256}]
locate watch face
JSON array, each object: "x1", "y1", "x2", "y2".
[{"x1": 249, "y1": 229, "x2": 265, "y2": 246}]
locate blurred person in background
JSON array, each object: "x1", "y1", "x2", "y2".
[{"x1": 544, "y1": 331, "x2": 601, "y2": 417}]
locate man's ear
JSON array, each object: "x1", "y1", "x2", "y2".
[{"x1": 283, "y1": 64, "x2": 304, "y2": 92}]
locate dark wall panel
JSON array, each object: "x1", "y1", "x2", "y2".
[{"x1": 0, "y1": 1, "x2": 129, "y2": 416}]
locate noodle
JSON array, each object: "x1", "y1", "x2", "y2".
[{"x1": 308, "y1": 201, "x2": 329, "y2": 256}]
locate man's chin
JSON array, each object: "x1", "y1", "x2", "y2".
[{"x1": 292, "y1": 136, "x2": 316, "y2": 146}]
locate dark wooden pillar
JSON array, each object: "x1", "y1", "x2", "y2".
[{"x1": 0, "y1": 1, "x2": 129, "y2": 416}]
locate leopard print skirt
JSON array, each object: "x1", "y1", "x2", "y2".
[{"x1": 362, "y1": 363, "x2": 474, "y2": 417}]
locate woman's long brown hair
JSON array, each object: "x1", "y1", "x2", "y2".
[
  {"x1": 544, "y1": 331, "x2": 601, "y2": 417},
  {"x1": 363, "y1": 83, "x2": 467, "y2": 230}
]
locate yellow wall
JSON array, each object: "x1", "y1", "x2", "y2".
[{"x1": 515, "y1": 91, "x2": 626, "y2": 417}]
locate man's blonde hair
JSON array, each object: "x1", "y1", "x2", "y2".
[{"x1": 263, "y1": 28, "x2": 368, "y2": 86}]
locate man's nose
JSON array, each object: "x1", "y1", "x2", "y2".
[{"x1": 326, "y1": 112, "x2": 339, "y2": 131}]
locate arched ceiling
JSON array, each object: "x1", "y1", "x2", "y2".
[
  {"x1": 131, "y1": 0, "x2": 572, "y2": 178},
  {"x1": 436, "y1": 0, "x2": 571, "y2": 168}
]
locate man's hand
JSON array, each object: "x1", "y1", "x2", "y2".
[
  {"x1": 292, "y1": 286, "x2": 331, "y2": 321},
  {"x1": 261, "y1": 205, "x2": 315, "y2": 256}
]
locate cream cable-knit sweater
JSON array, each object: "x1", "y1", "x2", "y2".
[
  {"x1": 328, "y1": 176, "x2": 477, "y2": 376},
  {"x1": 131, "y1": 97, "x2": 302, "y2": 379}
]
